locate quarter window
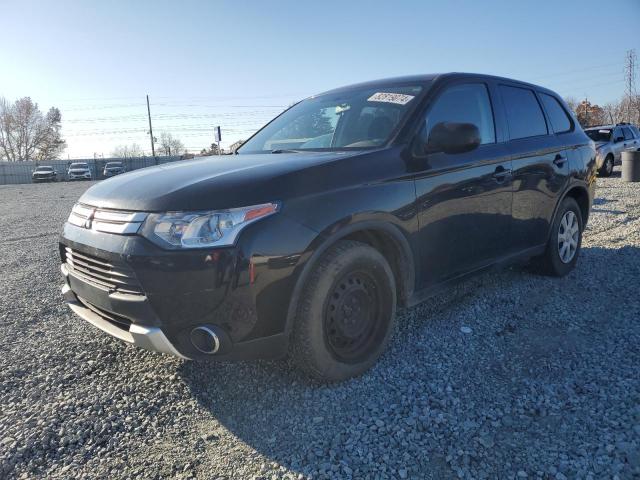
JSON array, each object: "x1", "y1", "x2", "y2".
[
  {"x1": 500, "y1": 85, "x2": 548, "y2": 139},
  {"x1": 424, "y1": 83, "x2": 496, "y2": 146},
  {"x1": 539, "y1": 93, "x2": 572, "y2": 133}
]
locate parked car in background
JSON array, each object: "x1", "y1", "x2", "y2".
[
  {"x1": 103, "y1": 162, "x2": 125, "y2": 177},
  {"x1": 60, "y1": 73, "x2": 596, "y2": 382},
  {"x1": 32, "y1": 166, "x2": 57, "y2": 183},
  {"x1": 584, "y1": 123, "x2": 640, "y2": 177},
  {"x1": 67, "y1": 162, "x2": 92, "y2": 181}
]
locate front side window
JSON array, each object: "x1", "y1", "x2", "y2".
[
  {"x1": 500, "y1": 85, "x2": 548, "y2": 139},
  {"x1": 614, "y1": 128, "x2": 624, "y2": 141},
  {"x1": 239, "y1": 85, "x2": 424, "y2": 153},
  {"x1": 424, "y1": 83, "x2": 496, "y2": 145},
  {"x1": 539, "y1": 93, "x2": 572, "y2": 133},
  {"x1": 623, "y1": 127, "x2": 634, "y2": 140}
]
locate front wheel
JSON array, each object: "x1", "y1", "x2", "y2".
[
  {"x1": 598, "y1": 155, "x2": 614, "y2": 177},
  {"x1": 290, "y1": 240, "x2": 396, "y2": 382},
  {"x1": 532, "y1": 197, "x2": 583, "y2": 277}
]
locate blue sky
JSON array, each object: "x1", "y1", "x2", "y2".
[{"x1": 1, "y1": 0, "x2": 638, "y2": 158}]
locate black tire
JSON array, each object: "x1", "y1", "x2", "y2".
[
  {"x1": 598, "y1": 154, "x2": 614, "y2": 177},
  {"x1": 532, "y1": 197, "x2": 583, "y2": 277},
  {"x1": 291, "y1": 240, "x2": 396, "y2": 382}
]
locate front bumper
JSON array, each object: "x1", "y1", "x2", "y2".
[
  {"x1": 61, "y1": 280, "x2": 188, "y2": 358},
  {"x1": 58, "y1": 215, "x2": 310, "y2": 360},
  {"x1": 595, "y1": 152, "x2": 604, "y2": 169},
  {"x1": 69, "y1": 173, "x2": 92, "y2": 180}
]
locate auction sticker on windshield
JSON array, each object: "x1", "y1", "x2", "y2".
[{"x1": 367, "y1": 92, "x2": 415, "y2": 105}]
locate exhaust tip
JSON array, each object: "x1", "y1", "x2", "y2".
[{"x1": 190, "y1": 325, "x2": 221, "y2": 354}]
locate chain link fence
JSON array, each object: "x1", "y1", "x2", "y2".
[{"x1": 0, "y1": 156, "x2": 184, "y2": 185}]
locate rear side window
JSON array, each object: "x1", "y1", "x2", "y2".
[
  {"x1": 539, "y1": 93, "x2": 572, "y2": 133},
  {"x1": 623, "y1": 127, "x2": 634, "y2": 140},
  {"x1": 425, "y1": 83, "x2": 495, "y2": 145},
  {"x1": 499, "y1": 85, "x2": 548, "y2": 139}
]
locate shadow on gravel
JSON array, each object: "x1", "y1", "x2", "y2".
[{"x1": 177, "y1": 244, "x2": 640, "y2": 478}]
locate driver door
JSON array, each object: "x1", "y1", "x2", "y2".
[{"x1": 412, "y1": 81, "x2": 513, "y2": 289}]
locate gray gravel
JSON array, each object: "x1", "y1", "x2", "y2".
[{"x1": 1, "y1": 170, "x2": 639, "y2": 479}]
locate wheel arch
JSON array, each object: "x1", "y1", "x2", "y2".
[
  {"x1": 549, "y1": 183, "x2": 591, "y2": 237},
  {"x1": 285, "y1": 220, "x2": 416, "y2": 336}
]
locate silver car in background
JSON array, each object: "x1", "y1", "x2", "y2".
[
  {"x1": 103, "y1": 161, "x2": 125, "y2": 177},
  {"x1": 584, "y1": 123, "x2": 640, "y2": 177},
  {"x1": 67, "y1": 162, "x2": 92, "y2": 181}
]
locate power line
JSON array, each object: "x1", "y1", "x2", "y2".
[{"x1": 529, "y1": 61, "x2": 624, "y2": 82}]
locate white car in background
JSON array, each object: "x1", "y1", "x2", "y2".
[{"x1": 67, "y1": 162, "x2": 92, "y2": 181}]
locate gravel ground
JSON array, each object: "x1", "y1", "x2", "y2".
[{"x1": 1, "y1": 171, "x2": 639, "y2": 479}]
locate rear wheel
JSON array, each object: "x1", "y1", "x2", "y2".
[
  {"x1": 291, "y1": 240, "x2": 396, "y2": 382},
  {"x1": 598, "y1": 154, "x2": 614, "y2": 177},
  {"x1": 532, "y1": 197, "x2": 583, "y2": 277}
]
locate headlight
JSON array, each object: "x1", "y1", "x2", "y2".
[{"x1": 140, "y1": 202, "x2": 279, "y2": 249}]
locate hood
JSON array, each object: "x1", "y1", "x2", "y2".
[{"x1": 79, "y1": 151, "x2": 362, "y2": 211}]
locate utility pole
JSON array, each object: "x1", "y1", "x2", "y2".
[
  {"x1": 624, "y1": 49, "x2": 637, "y2": 123},
  {"x1": 146, "y1": 95, "x2": 156, "y2": 159},
  {"x1": 582, "y1": 97, "x2": 589, "y2": 127}
]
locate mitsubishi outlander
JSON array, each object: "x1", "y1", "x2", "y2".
[{"x1": 60, "y1": 73, "x2": 596, "y2": 381}]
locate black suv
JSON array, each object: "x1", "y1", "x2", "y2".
[{"x1": 60, "y1": 73, "x2": 596, "y2": 381}]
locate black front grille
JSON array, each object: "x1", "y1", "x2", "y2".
[
  {"x1": 78, "y1": 296, "x2": 132, "y2": 330},
  {"x1": 64, "y1": 247, "x2": 143, "y2": 296}
]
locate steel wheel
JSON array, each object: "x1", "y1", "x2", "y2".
[
  {"x1": 557, "y1": 210, "x2": 579, "y2": 264},
  {"x1": 324, "y1": 270, "x2": 385, "y2": 364}
]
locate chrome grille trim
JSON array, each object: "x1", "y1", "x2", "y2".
[
  {"x1": 64, "y1": 247, "x2": 144, "y2": 296},
  {"x1": 68, "y1": 203, "x2": 147, "y2": 235}
]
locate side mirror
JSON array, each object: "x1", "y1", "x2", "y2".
[
  {"x1": 426, "y1": 122, "x2": 481, "y2": 155},
  {"x1": 615, "y1": 136, "x2": 624, "y2": 143}
]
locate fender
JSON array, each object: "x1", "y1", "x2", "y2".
[{"x1": 283, "y1": 218, "x2": 416, "y2": 338}]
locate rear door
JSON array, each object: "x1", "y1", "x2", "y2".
[
  {"x1": 412, "y1": 80, "x2": 513, "y2": 288},
  {"x1": 497, "y1": 85, "x2": 571, "y2": 252}
]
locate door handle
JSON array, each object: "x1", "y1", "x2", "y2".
[
  {"x1": 553, "y1": 154, "x2": 568, "y2": 166},
  {"x1": 492, "y1": 166, "x2": 512, "y2": 182}
]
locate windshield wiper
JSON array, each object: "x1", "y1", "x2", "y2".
[{"x1": 271, "y1": 149, "x2": 303, "y2": 154}]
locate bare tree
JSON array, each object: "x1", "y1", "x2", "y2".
[
  {"x1": 602, "y1": 101, "x2": 623, "y2": 124},
  {"x1": 0, "y1": 97, "x2": 66, "y2": 161},
  {"x1": 200, "y1": 143, "x2": 222, "y2": 156},
  {"x1": 619, "y1": 95, "x2": 640, "y2": 124},
  {"x1": 159, "y1": 132, "x2": 185, "y2": 156},
  {"x1": 111, "y1": 143, "x2": 143, "y2": 158}
]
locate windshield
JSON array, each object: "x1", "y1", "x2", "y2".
[
  {"x1": 35, "y1": 167, "x2": 53, "y2": 172},
  {"x1": 238, "y1": 84, "x2": 425, "y2": 153},
  {"x1": 70, "y1": 163, "x2": 88, "y2": 168},
  {"x1": 105, "y1": 162, "x2": 122, "y2": 168},
  {"x1": 585, "y1": 129, "x2": 612, "y2": 142}
]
